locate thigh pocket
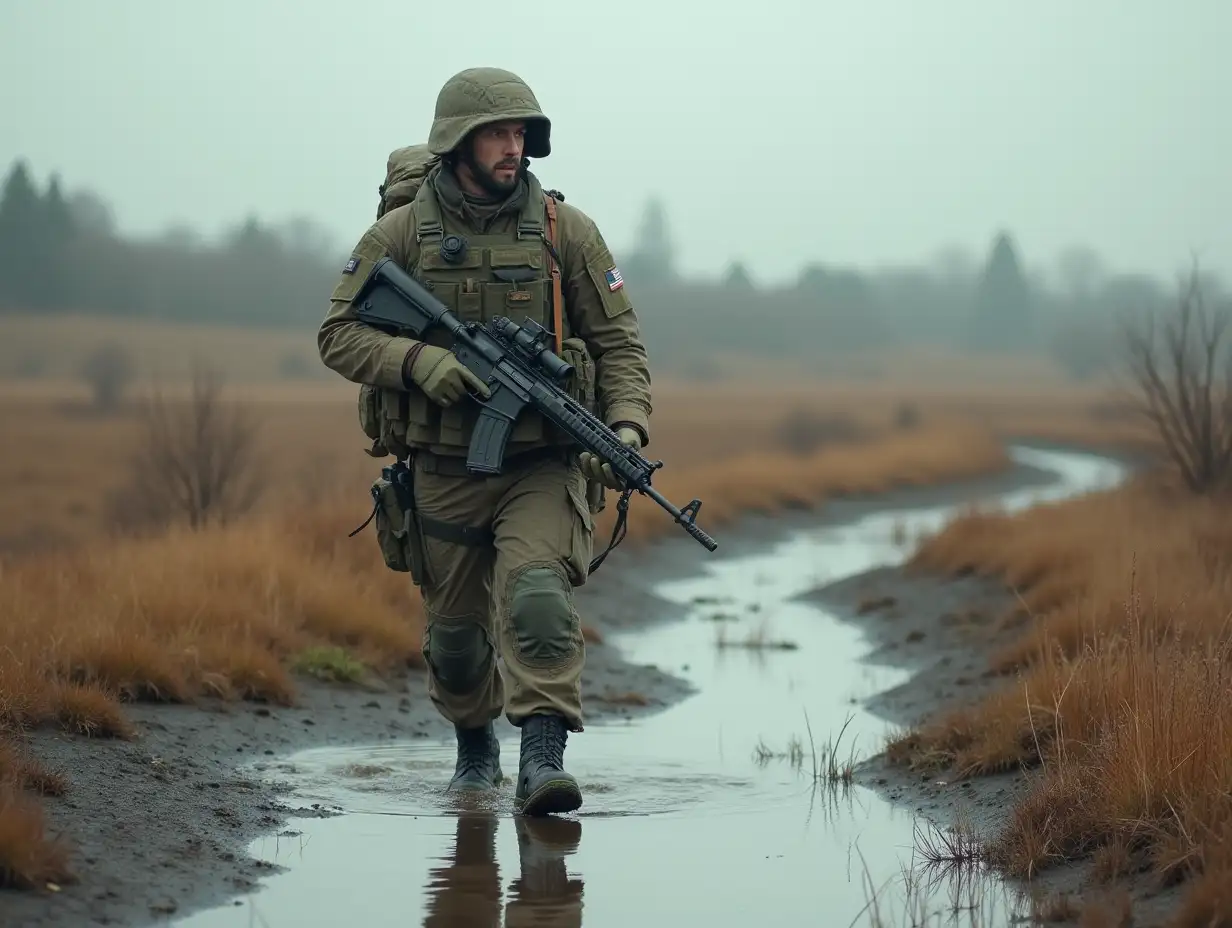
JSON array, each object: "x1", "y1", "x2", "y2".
[{"x1": 564, "y1": 469, "x2": 595, "y2": 586}]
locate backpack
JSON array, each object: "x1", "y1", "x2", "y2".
[{"x1": 376, "y1": 144, "x2": 439, "y2": 219}]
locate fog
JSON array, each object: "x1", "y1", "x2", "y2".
[
  {"x1": 1, "y1": 1, "x2": 1230, "y2": 380},
  {"x1": 4, "y1": 0, "x2": 1229, "y2": 284}
]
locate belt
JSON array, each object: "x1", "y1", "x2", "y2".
[{"x1": 411, "y1": 444, "x2": 570, "y2": 478}]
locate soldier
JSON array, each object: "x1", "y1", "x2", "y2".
[{"x1": 317, "y1": 67, "x2": 653, "y2": 816}]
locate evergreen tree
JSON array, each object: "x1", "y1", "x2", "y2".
[
  {"x1": 42, "y1": 173, "x2": 77, "y2": 309},
  {"x1": 621, "y1": 196, "x2": 676, "y2": 286},
  {"x1": 723, "y1": 260, "x2": 754, "y2": 289},
  {"x1": 971, "y1": 230, "x2": 1032, "y2": 349},
  {"x1": 0, "y1": 159, "x2": 47, "y2": 309}
]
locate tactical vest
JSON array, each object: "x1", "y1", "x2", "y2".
[{"x1": 366, "y1": 174, "x2": 597, "y2": 461}]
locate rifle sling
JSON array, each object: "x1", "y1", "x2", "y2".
[{"x1": 544, "y1": 194, "x2": 564, "y2": 356}]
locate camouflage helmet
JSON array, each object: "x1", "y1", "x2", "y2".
[{"x1": 428, "y1": 67, "x2": 551, "y2": 160}]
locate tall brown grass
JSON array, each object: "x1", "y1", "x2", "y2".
[
  {"x1": 0, "y1": 374, "x2": 1158, "y2": 556},
  {"x1": 890, "y1": 475, "x2": 1232, "y2": 922}
]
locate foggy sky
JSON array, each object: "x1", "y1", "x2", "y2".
[{"x1": 3, "y1": 0, "x2": 1229, "y2": 287}]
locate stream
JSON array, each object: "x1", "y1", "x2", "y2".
[{"x1": 174, "y1": 444, "x2": 1128, "y2": 927}]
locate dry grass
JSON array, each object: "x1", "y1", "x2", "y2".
[
  {"x1": 0, "y1": 371, "x2": 1152, "y2": 555},
  {"x1": 0, "y1": 365, "x2": 1078, "y2": 891},
  {"x1": 888, "y1": 472, "x2": 1232, "y2": 919}
]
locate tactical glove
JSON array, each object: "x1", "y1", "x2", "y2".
[
  {"x1": 408, "y1": 345, "x2": 491, "y2": 407},
  {"x1": 580, "y1": 426, "x2": 642, "y2": 490}
]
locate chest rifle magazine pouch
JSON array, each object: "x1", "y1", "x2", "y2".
[
  {"x1": 371, "y1": 461, "x2": 433, "y2": 585},
  {"x1": 558, "y1": 336, "x2": 598, "y2": 415}
]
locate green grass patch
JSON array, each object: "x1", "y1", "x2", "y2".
[{"x1": 291, "y1": 645, "x2": 367, "y2": 683}]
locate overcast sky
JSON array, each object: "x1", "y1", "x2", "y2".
[{"x1": 2, "y1": 0, "x2": 1228, "y2": 286}]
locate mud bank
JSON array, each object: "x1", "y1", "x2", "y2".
[
  {"x1": 0, "y1": 630, "x2": 691, "y2": 928},
  {"x1": 808, "y1": 567, "x2": 1183, "y2": 925},
  {"x1": 802, "y1": 465, "x2": 1192, "y2": 925}
]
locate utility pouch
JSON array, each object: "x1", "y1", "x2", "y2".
[
  {"x1": 357, "y1": 383, "x2": 390, "y2": 457},
  {"x1": 369, "y1": 460, "x2": 432, "y2": 585},
  {"x1": 559, "y1": 337, "x2": 598, "y2": 415}
]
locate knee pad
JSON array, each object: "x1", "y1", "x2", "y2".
[
  {"x1": 425, "y1": 622, "x2": 493, "y2": 695},
  {"x1": 508, "y1": 566, "x2": 575, "y2": 663}
]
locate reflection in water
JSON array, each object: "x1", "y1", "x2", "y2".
[
  {"x1": 421, "y1": 813, "x2": 583, "y2": 928},
  {"x1": 505, "y1": 818, "x2": 583, "y2": 928},
  {"x1": 422, "y1": 813, "x2": 501, "y2": 928}
]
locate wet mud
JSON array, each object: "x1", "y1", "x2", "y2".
[
  {"x1": 0, "y1": 627, "x2": 690, "y2": 928},
  {"x1": 1, "y1": 442, "x2": 1137, "y2": 927}
]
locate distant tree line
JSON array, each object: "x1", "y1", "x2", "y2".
[
  {"x1": 1, "y1": 157, "x2": 1219, "y2": 380},
  {"x1": 0, "y1": 159, "x2": 337, "y2": 328}
]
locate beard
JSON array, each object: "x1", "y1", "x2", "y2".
[{"x1": 459, "y1": 150, "x2": 526, "y2": 198}]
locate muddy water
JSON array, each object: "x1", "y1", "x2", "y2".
[{"x1": 175, "y1": 445, "x2": 1127, "y2": 928}]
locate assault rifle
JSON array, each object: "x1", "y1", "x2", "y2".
[{"x1": 351, "y1": 256, "x2": 718, "y2": 561}]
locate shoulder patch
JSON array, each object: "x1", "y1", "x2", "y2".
[
  {"x1": 343, "y1": 256, "x2": 360, "y2": 275},
  {"x1": 603, "y1": 266, "x2": 624, "y2": 292},
  {"x1": 585, "y1": 253, "x2": 633, "y2": 319}
]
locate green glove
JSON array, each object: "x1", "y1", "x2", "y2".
[
  {"x1": 580, "y1": 426, "x2": 642, "y2": 490},
  {"x1": 409, "y1": 346, "x2": 491, "y2": 407}
]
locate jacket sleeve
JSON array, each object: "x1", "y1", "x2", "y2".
[
  {"x1": 317, "y1": 212, "x2": 421, "y2": 390},
  {"x1": 558, "y1": 204, "x2": 654, "y2": 446}
]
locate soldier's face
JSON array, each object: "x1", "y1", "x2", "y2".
[{"x1": 459, "y1": 120, "x2": 526, "y2": 196}]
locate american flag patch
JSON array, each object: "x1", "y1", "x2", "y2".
[{"x1": 604, "y1": 266, "x2": 624, "y2": 291}]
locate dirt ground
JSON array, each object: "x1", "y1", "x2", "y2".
[{"x1": 0, "y1": 613, "x2": 692, "y2": 928}]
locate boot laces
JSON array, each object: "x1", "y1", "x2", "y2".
[
  {"x1": 456, "y1": 726, "x2": 493, "y2": 774},
  {"x1": 525, "y1": 716, "x2": 567, "y2": 769}
]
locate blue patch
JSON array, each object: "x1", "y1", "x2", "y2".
[{"x1": 343, "y1": 256, "x2": 360, "y2": 275}]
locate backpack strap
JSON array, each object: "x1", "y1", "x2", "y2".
[
  {"x1": 413, "y1": 184, "x2": 444, "y2": 242},
  {"x1": 544, "y1": 193, "x2": 564, "y2": 356},
  {"x1": 516, "y1": 175, "x2": 547, "y2": 240}
]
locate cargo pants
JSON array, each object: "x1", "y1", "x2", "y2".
[{"x1": 409, "y1": 446, "x2": 594, "y2": 732}]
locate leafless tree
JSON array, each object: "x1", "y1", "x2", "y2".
[
  {"x1": 81, "y1": 342, "x2": 136, "y2": 412},
  {"x1": 107, "y1": 363, "x2": 266, "y2": 532},
  {"x1": 1121, "y1": 260, "x2": 1232, "y2": 493}
]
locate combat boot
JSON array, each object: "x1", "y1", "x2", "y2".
[
  {"x1": 448, "y1": 721, "x2": 503, "y2": 792},
  {"x1": 514, "y1": 713, "x2": 582, "y2": 816}
]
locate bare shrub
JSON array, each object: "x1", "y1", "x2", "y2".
[
  {"x1": 1121, "y1": 260, "x2": 1232, "y2": 493},
  {"x1": 81, "y1": 342, "x2": 136, "y2": 412},
  {"x1": 774, "y1": 407, "x2": 864, "y2": 455},
  {"x1": 278, "y1": 349, "x2": 319, "y2": 381},
  {"x1": 106, "y1": 364, "x2": 266, "y2": 532},
  {"x1": 894, "y1": 401, "x2": 921, "y2": 430}
]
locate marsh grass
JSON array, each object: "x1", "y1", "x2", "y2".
[
  {"x1": 715, "y1": 619, "x2": 800, "y2": 651},
  {"x1": 753, "y1": 710, "x2": 859, "y2": 786},
  {"x1": 852, "y1": 816, "x2": 1121, "y2": 927},
  {"x1": 887, "y1": 473, "x2": 1232, "y2": 920}
]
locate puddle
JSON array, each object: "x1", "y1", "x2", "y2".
[{"x1": 175, "y1": 445, "x2": 1128, "y2": 927}]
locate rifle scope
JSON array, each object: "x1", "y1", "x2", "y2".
[{"x1": 490, "y1": 316, "x2": 573, "y2": 384}]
